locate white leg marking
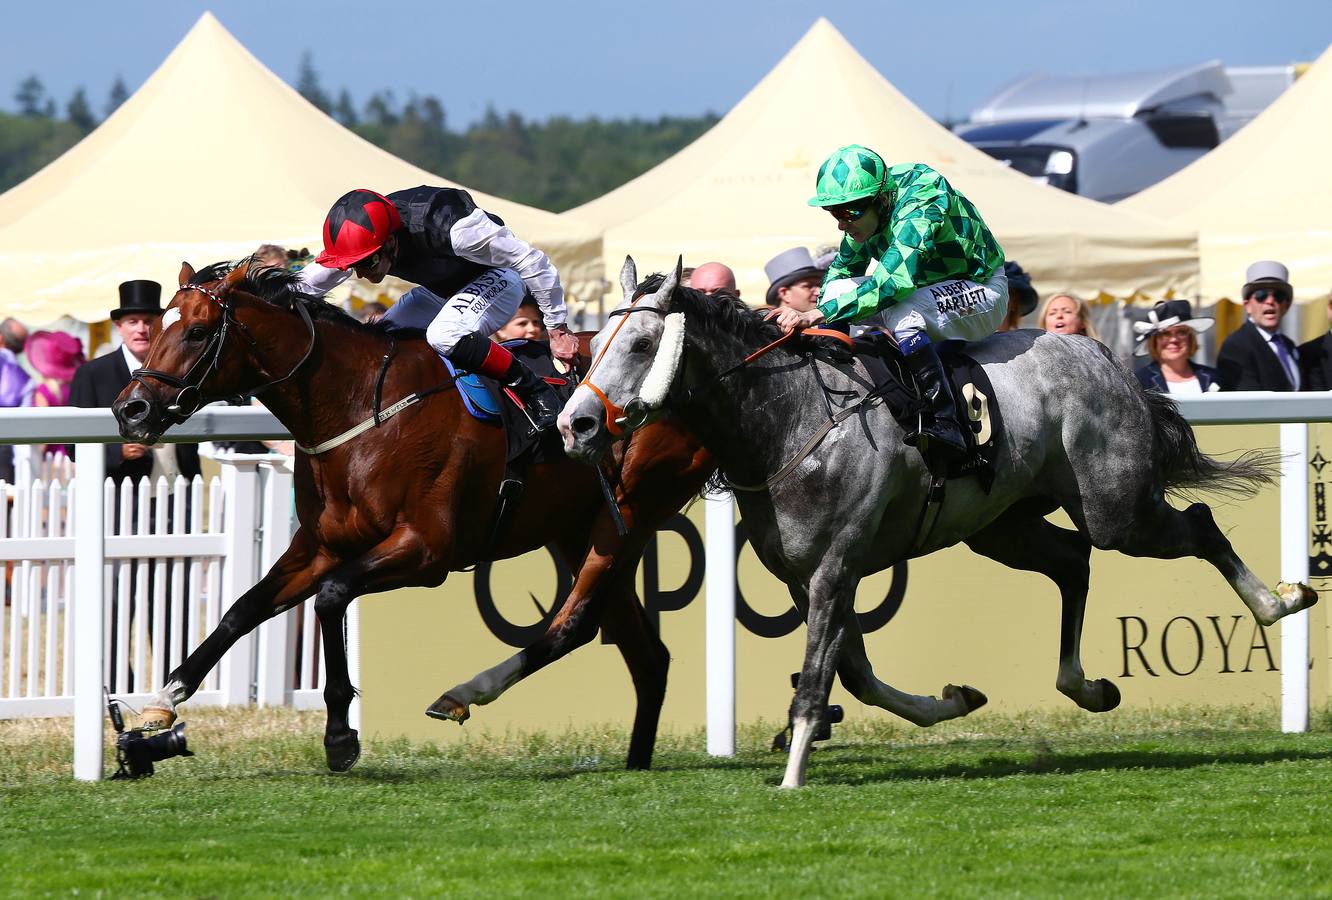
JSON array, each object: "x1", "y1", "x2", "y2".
[{"x1": 781, "y1": 718, "x2": 814, "y2": 789}]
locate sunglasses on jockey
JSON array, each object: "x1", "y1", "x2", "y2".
[{"x1": 826, "y1": 194, "x2": 880, "y2": 224}]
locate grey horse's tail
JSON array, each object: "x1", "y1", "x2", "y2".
[{"x1": 1146, "y1": 389, "x2": 1278, "y2": 500}]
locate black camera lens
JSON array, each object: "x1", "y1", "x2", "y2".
[{"x1": 117, "y1": 722, "x2": 194, "y2": 778}]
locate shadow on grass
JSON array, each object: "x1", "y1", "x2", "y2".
[
  {"x1": 765, "y1": 744, "x2": 1332, "y2": 787},
  {"x1": 313, "y1": 738, "x2": 1332, "y2": 788}
]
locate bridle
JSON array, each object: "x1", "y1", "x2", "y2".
[
  {"x1": 579, "y1": 289, "x2": 853, "y2": 439},
  {"x1": 129, "y1": 281, "x2": 317, "y2": 420},
  {"x1": 578, "y1": 298, "x2": 676, "y2": 437}
]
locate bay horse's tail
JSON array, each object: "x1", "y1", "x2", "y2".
[{"x1": 1146, "y1": 389, "x2": 1278, "y2": 500}]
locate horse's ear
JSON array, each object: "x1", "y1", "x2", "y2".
[
  {"x1": 223, "y1": 261, "x2": 252, "y2": 289},
  {"x1": 619, "y1": 256, "x2": 638, "y2": 303},
  {"x1": 178, "y1": 262, "x2": 195, "y2": 287},
  {"x1": 651, "y1": 256, "x2": 683, "y2": 308}
]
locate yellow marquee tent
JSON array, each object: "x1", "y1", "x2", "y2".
[
  {"x1": 0, "y1": 12, "x2": 601, "y2": 323},
  {"x1": 570, "y1": 19, "x2": 1198, "y2": 305},
  {"x1": 1121, "y1": 46, "x2": 1331, "y2": 304}
]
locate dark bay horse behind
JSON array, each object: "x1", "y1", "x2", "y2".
[
  {"x1": 113, "y1": 261, "x2": 712, "y2": 771},
  {"x1": 560, "y1": 258, "x2": 1318, "y2": 788}
]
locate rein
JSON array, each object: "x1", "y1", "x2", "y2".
[{"x1": 130, "y1": 283, "x2": 318, "y2": 419}]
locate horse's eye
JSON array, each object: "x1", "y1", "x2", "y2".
[
  {"x1": 630, "y1": 337, "x2": 652, "y2": 353},
  {"x1": 185, "y1": 326, "x2": 208, "y2": 342}
]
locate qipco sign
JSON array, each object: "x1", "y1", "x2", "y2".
[{"x1": 474, "y1": 514, "x2": 907, "y2": 648}]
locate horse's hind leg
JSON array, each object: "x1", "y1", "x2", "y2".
[
  {"x1": 598, "y1": 577, "x2": 669, "y2": 769},
  {"x1": 965, "y1": 507, "x2": 1119, "y2": 713},
  {"x1": 1098, "y1": 500, "x2": 1315, "y2": 627}
]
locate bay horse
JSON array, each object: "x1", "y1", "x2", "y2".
[
  {"x1": 112, "y1": 260, "x2": 713, "y2": 772},
  {"x1": 560, "y1": 258, "x2": 1319, "y2": 788}
]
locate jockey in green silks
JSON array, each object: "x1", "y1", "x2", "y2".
[{"x1": 776, "y1": 144, "x2": 1008, "y2": 458}]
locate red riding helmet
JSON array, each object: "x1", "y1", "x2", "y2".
[{"x1": 316, "y1": 189, "x2": 402, "y2": 270}]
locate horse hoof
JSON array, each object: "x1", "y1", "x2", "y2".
[
  {"x1": 325, "y1": 730, "x2": 361, "y2": 773},
  {"x1": 1276, "y1": 581, "x2": 1319, "y2": 615},
  {"x1": 1094, "y1": 678, "x2": 1121, "y2": 712},
  {"x1": 425, "y1": 694, "x2": 470, "y2": 724},
  {"x1": 138, "y1": 706, "x2": 177, "y2": 731},
  {"x1": 943, "y1": 683, "x2": 988, "y2": 713}
]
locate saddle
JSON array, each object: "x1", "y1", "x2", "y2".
[
  {"x1": 438, "y1": 339, "x2": 576, "y2": 553},
  {"x1": 845, "y1": 331, "x2": 1004, "y2": 492}
]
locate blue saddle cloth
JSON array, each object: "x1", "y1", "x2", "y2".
[{"x1": 380, "y1": 286, "x2": 526, "y2": 423}]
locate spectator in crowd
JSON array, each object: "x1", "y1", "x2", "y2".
[
  {"x1": 356, "y1": 301, "x2": 389, "y2": 324},
  {"x1": 1216, "y1": 260, "x2": 1299, "y2": 391},
  {"x1": 1038, "y1": 292, "x2": 1101, "y2": 341},
  {"x1": 26, "y1": 331, "x2": 85, "y2": 459},
  {"x1": 253, "y1": 243, "x2": 288, "y2": 268},
  {"x1": 764, "y1": 247, "x2": 825, "y2": 311},
  {"x1": 764, "y1": 247, "x2": 846, "y2": 334},
  {"x1": 494, "y1": 296, "x2": 547, "y2": 341},
  {"x1": 26, "y1": 331, "x2": 84, "y2": 409},
  {"x1": 0, "y1": 317, "x2": 33, "y2": 483},
  {"x1": 1299, "y1": 287, "x2": 1332, "y2": 391},
  {"x1": 680, "y1": 266, "x2": 697, "y2": 288},
  {"x1": 690, "y1": 262, "x2": 740, "y2": 298},
  {"x1": 69, "y1": 280, "x2": 202, "y2": 485},
  {"x1": 1132, "y1": 300, "x2": 1221, "y2": 394},
  {"x1": 999, "y1": 261, "x2": 1038, "y2": 332}
]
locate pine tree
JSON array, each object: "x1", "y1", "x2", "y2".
[
  {"x1": 296, "y1": 52, "x2": 331, "y2": 113},
  {"x1": 333, "y1": 89, "x2": 358, "y2": 126},
  {"x1": 105, "y1": 76, "x2": 129, "y2": 117},
  {"x1": 15, "y1": 75, "x2": 47, "y2": 117},
  {"x1": 67, "y1": 87, "x2": 96, "y2": 132}
]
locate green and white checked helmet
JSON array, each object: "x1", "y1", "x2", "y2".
[{"x1": 808, "y1": 144, "x2": 891, "y2": 207}]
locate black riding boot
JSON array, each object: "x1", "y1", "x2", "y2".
[
  {"x1": 903, "y1": 343, "x2": 968, "y2": 458},
  {"x1": 503, "y1": 358, "x2": 561, "y2": 432}
]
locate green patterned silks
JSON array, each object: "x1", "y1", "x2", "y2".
[{"x1": 817, "y1": 163, "x2": 1006, "y2": 323}]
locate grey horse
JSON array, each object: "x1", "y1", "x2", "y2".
[{"x1": 558, "y1": 258, "x2": 1317, "y2": 789}]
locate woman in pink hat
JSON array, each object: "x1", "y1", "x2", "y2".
[{"x1": 26, "y1": 331, "x2": 85, "y2": 408}]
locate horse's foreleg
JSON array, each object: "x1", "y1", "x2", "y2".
[
  {"x1": 782, "y1": 567, "x2": 853, "y2": 789},
  {"x1": 598, "y1": 577, "x2": 669, "y2": 770},
  {"x1": 965, "y1": 512, "x2": 1118, "y2": 712},
  {"x1": 1100, "y1": 500, "x2": 1316, "y2": 627},
  {"x1": 784, "y1": 582, "x2": 985, "y2": 726},
  {"x1": 139, "y1": 528, "x2": 330, "y2": 729},
  {"x1": 315, "y1": 528, "x2": 434, "y2": 773}
]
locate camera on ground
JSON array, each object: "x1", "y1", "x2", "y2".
[{"x1": 107, "y1": 693, "x2": 194, "y2": 779}]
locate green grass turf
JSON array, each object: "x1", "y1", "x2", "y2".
[{"x1": 3, "y1": 705, "x2": 1332, "y2": 897}]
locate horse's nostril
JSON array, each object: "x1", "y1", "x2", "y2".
[
  {"x1": 120, "y1": 399, "x2": 150, "y2": 424},
  {"x1": 571, "y1": 416, "x2": 597, "y2": 435}
]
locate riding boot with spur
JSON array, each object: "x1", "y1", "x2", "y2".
[
  {"x1": 447, "y1": 331, "x2": 560, "y2": 432},
  {"x1": 502, "y1": 358, "x2": 562, "y2": 432},
  {"x1": 902, "y1": 342, "x2": 969, "y2": 458}
]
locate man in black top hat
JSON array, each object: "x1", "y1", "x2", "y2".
[{"x1": 69, "y1": 279, "x2": 201, "y2": 483}]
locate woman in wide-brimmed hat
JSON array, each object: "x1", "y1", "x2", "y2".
[
  {"x1": 1133, "y1": 300, "x2": 1221, "y2": 394},
  {"x1": 25, "y1": 330, "x2": 85, "y2": 408}
]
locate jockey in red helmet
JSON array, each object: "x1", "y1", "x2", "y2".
[{"x1": 297, "y1": 187, "x2": 578, "y2": 431}]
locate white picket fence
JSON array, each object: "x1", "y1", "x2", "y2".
[{"x1": 0, "y1": 450, "x2": 326, "y2": 718}]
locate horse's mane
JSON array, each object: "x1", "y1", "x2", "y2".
[
  {"x1": 638, "y1": 274, "x2": 785, "y2": 348},
  {"x1": 191, "y1": 260, "x2": 383, "y2": 334}
]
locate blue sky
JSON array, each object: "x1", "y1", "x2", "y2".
[{"x1": 2, "y1": 1, "x2": 1329, "y2": 125}]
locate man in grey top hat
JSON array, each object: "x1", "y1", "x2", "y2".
[
  {"x1": 1216, "y1": 260, "x2": 1300, "y2": 391},
  {"x1": 764, "y1": 247, "x2": 825, "y2": 311}
]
